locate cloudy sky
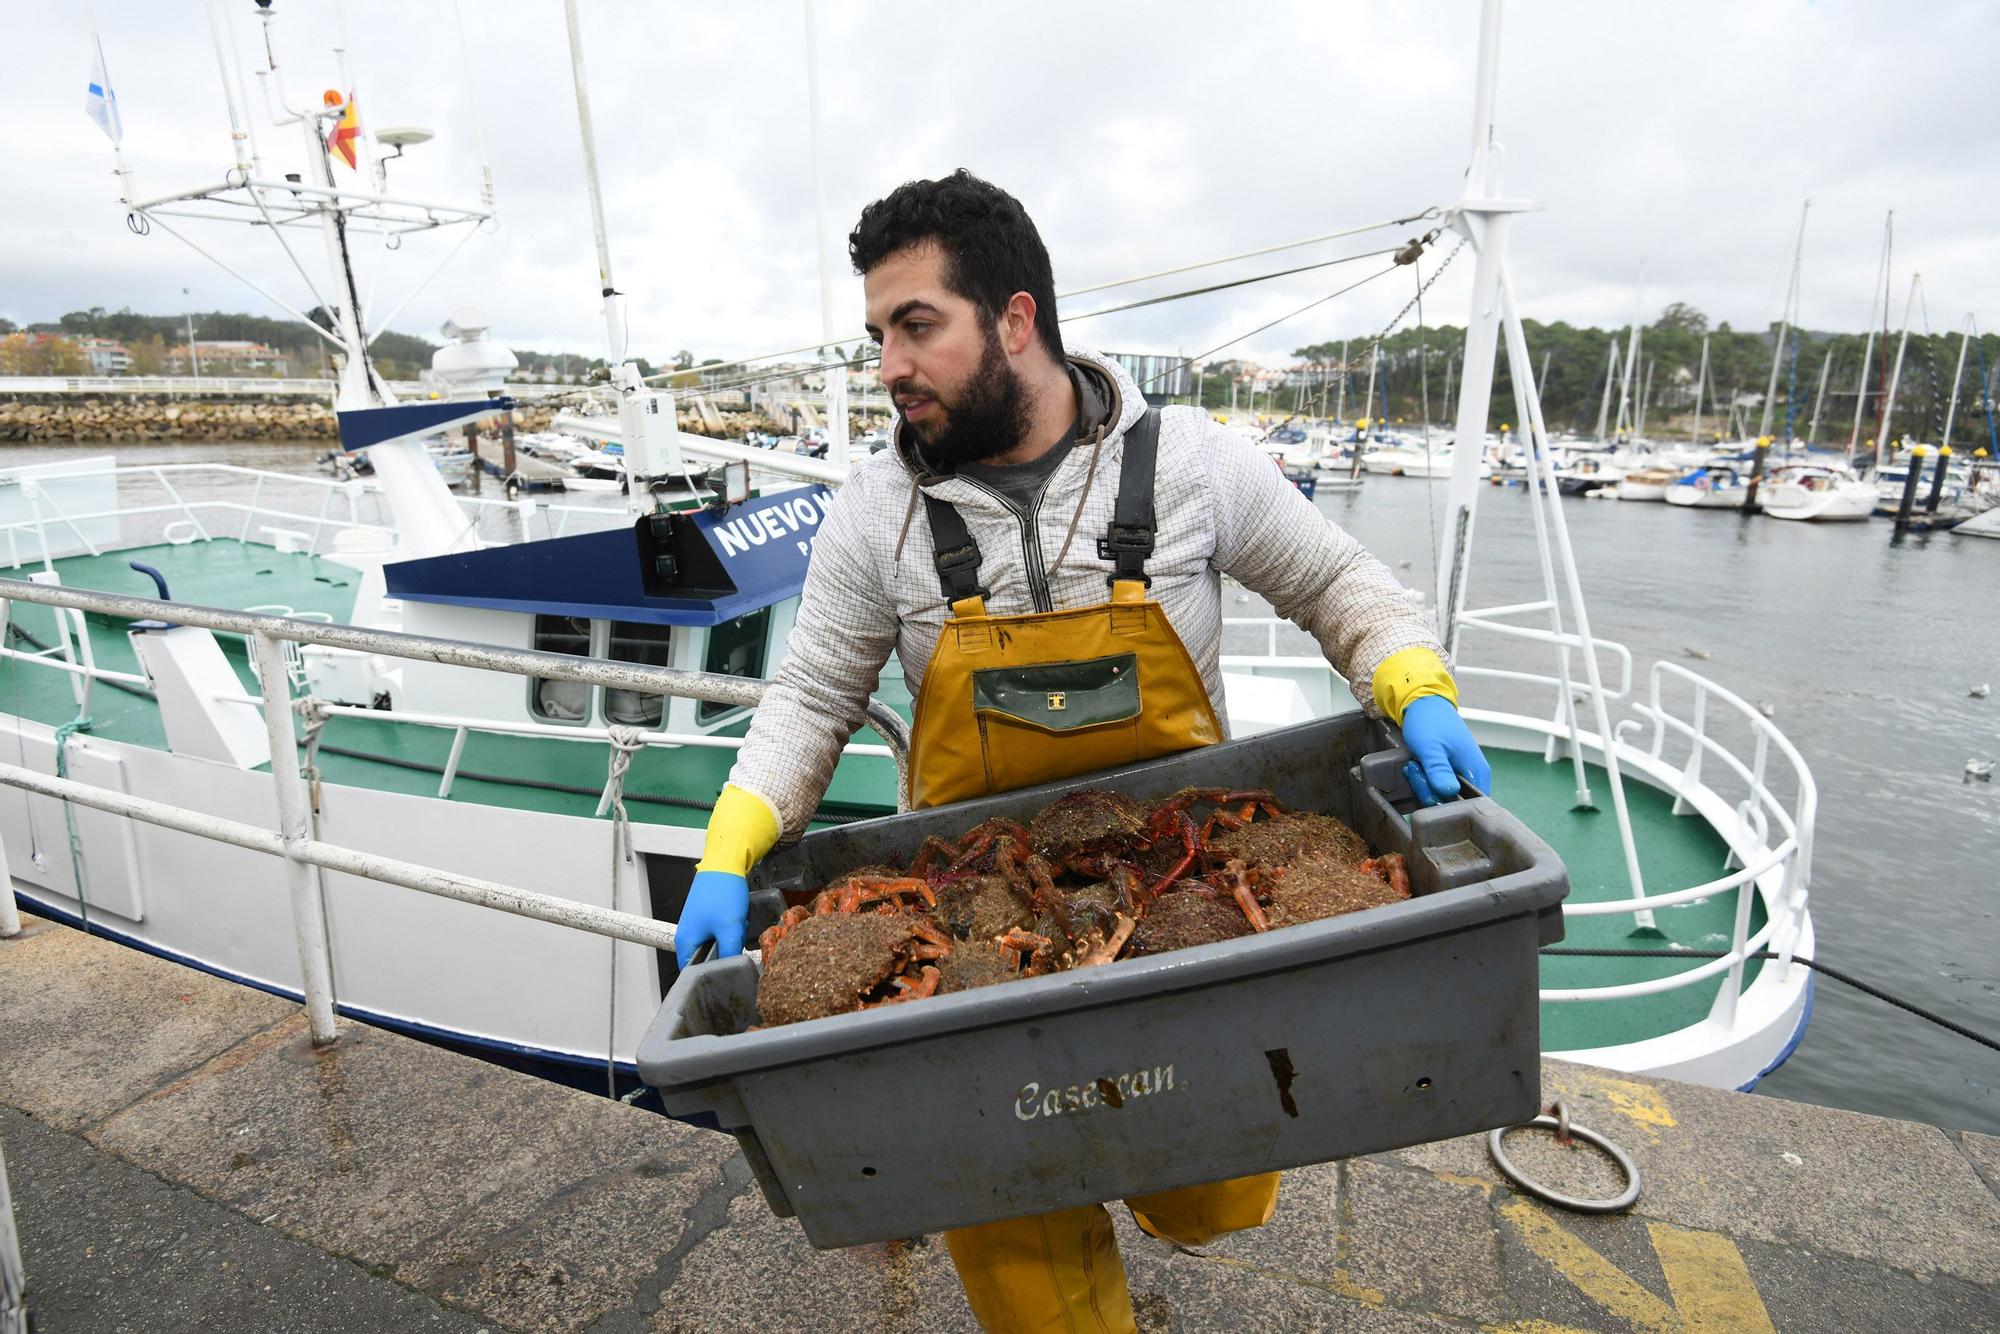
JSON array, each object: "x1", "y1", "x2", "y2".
[{"x1": 5, "y1": 1, "x2": 1993, "y2": 368}]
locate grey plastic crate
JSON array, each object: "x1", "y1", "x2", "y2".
[{"x1": 636, "y1": 714, "x2": 1568, "y2": 1249}]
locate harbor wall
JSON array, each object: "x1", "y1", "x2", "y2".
[
  {"x1": 0, "y1": 391, "x2": 888, "y2": 444},
  {"x1": 0, "y1": 393, "x2": 552, "y2": 444}
]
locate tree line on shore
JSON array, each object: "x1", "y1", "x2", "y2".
[{"x1": 1256, "y1": 303, "x2": 2000, "y2": 447}]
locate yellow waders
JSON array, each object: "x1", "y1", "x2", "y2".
[{"x1": 909, "y1": 410, "x2": 1281, "y2": 1332}]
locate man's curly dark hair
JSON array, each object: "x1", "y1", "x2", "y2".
[{"x1": 848, "y1": 169, "x2": 1064, "y2": 362}]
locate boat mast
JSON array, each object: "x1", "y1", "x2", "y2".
[
  {"x1": 1690, "y1": 335, "x2": 1708, "y2": 445},
  {"x1": 1438, "y1": 0, "x2": 1650, "y2": 906},
  {"x1": 1362, "y1": 344, "x2": 1380, "y2": 437},
  {"x1": 1537, "y1": 348, "x2": 1551, "y2": 402},
  {"x1": 1614, "y1": 262, "x2": 1644, "y2": 440},
  {"x1": 563, "y1": 0, "x2": 626, "y2": 371},
  {"x1": 1878, "y1": 272, "x2": 1920, "y2": 466},
  {"x1": 1756, "y1": 199, "x2": 1810, "y2": 444},
  {"x1": 1637, "y1": 358, "x2": 1654, "y2": 437},
  {"x1": 801, "y1": 0, "x2": 849, "y2": 477},
  {"x1": 1847, "y1": 211, "x2": 1892, "y2": 465},
  {"x1": 1941, "y1": 313, "x2": 1973, "y2": 451},
  {"x1": 1806, "y1": 347, "x2": 1831, "y2": 447},
  {"x1": 1593, "y1": 338, "x2": 1619, "y2": 442},
  {"x1": 1336, "y1": 342, "x2": 1352, "y2": 426}
]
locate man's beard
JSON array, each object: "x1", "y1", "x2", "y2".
[{"x1": 895, "y1": 323, "x2": 1030, "y2": 467}]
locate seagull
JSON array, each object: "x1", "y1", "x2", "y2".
[
  {"x1": 1972, "y1": 684, "x2": 1992, "y2": 699},
  {"x1": 1967, "y1": 760, "x2": 1995, "y2": 784},
  {"x1": 1684, "y1": 647, "x2": 1713, "y2": 661}
]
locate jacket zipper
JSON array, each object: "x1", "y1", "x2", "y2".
[{"x1": 954, "y1": 478, "x2": 1055, "y2": 612}]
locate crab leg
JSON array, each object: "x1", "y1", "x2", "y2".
[
  {"x1": 1076, "y1": 913, "x2": 1136, "y2": 967},
  {"x1": 1218, "y1": 858, "x2": 1271, "y2": 933},
  {"x1": 863, "y1": 965, "x2": 942, "y2": 1007},
  {"x1": 998, "y1": 926, "x2": 1055, "y2": 974},
  {"x1": 839, "y1": 877, "x2": 938, "y2": 912},
  {"x1": 1144, "y1": 809, "x2": 1203, "y2": 899},
  {"x1": 908, "y1": 918, "x2": 955, "y2": 960},
  {"x1": 756, "y1": 904, "x2": 813, "y2": 954}
]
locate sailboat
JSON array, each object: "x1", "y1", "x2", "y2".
[{"x1": 1, "y1": 0, "x2": 1819, "y2": 1095}]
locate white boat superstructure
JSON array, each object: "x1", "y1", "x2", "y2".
[
  {"x1": 1761, "y1": 464, "x2": 1877, "y2": 521},
  {"x1": 1615, "y1": 466, "x2": 1681, "y2": 502},
  {"x1": 1663, "y1": 465, "x2": 1750, "y2": 510}
]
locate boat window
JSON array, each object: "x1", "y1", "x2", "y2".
[
  {"x1": 529, "y1": 614, "x2": 593, "y2": 723},
  {"x1": 605, "y1": 621, "x2": 675, "y2": 727},
  {"x1": 699, "y1": 607, "x2": 771, "y2": 724}
]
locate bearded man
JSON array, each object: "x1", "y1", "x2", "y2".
[{"x1": 674, "y1": 169, "x2": 1489, "y2": 1331}]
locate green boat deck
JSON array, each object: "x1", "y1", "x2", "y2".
[{"x1": 1, "y1": 539, "x2": 1765, "y2": 1057}]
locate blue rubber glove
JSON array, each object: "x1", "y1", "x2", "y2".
[
  {"x1": 675, "y1": 870, "x2": 749, "y2": 969},
  {"x1": 1399, "y1": 694, "x2": 1493, "y2": 805}
]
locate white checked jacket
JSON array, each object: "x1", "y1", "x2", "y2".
[{"x1": 730, "y1": 349, "x2": 1444, "y2": 839}]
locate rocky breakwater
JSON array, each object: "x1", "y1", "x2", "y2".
[{"x1": 0, "y1": 392, "x2": 564, "y2": 444}]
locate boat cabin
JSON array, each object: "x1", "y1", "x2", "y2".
[{"x1": 373, "y1": 485, "x2": 832, "y2": 736}]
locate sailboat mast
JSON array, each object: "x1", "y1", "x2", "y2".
[
  {"x1": 1614, "y1": 262, "x2": 1644, "y2": 438},
  {"x1": 563, "y1": 0, "x2": 626, "y2": 368},
  {"x1": 1690, "y1": 335, "x2": 1709, "y2": 445},
  {"x1": 801, "y1": 0, "x2": 849, "y2": 476},
  {"x1": 1537, "y1": 349, "x2": 1551, "y2": 401},
  {"x1": 1757, "y1": 199, "x2": 1810, "y2": 442},
  {"x1": 1637, "y1": 358, "x2": 1654, "y2": 436},
  {"x1": 1878, "y1": 272, "x2": 1920, "y2": 466},
  {"x1": 1807, "y1": 347, "x2": 1831, "y2": 446},
  {"x1": 1847, "y1": 211, "x2": 1892, "y2": 464},
  {"x1": 1941, "y1": 314, "x2": 1973, "y2": 450},
  {"x1": 1594, "y1": 338, "x2": 1619, "y2": 441},
  {"x1": 1334, "y1": 340, "x2": 1348, "y2": 421}
]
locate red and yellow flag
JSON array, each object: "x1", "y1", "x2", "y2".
[{"x1": 325, "y1": 89, "x2": 360, "y2": 170}]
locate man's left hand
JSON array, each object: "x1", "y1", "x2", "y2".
[{"x1": 1400, "y1": 695, "x2": 1493, "y2": 805}]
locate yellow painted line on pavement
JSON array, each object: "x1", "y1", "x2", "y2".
[
  {"x1": 1499, "y1": 1199, "x2": 1679, "y2": 1333},
  {"x1": 1649, "y1": 1222, "x2": 1775, "y2": 1333},
  {"x1": 1587, "y1": 1073, "x2": 1678, "y2": 1135},
  {"x1": 1498, "y1": 1200, "x2": 1777, "y2": 1334}
]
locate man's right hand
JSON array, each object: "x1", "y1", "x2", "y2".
[
  {"x1": 675, "y1": 870, "x2": 750, "y2": 969},
  {"x1": 677, "y1": 785, "x2": 782, "y2": 970}
]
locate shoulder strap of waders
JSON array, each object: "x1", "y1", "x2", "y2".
[
  {"x1": 1096, "y1": 406, "x2": 1160, "y2": 587},
  {"x1": 920, "y1": 490, "x2": 989, "y2": 603}
]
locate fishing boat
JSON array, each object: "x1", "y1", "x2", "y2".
[
  {"x1": 2, "y1": 0, "x2": 1817, "y2": 1097},
  {"x1": 1760, "y1": 463, "x2": 1877, "y2": 522}
]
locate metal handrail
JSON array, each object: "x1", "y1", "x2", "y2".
[
  {"x1": 1218, "y1": 617, "x2": 1817, "y2": 1025},
  {"x1": 0, "y1": 578, "x2": 910, "y2": 774},
  {"x1": 0, "y1": 461, "x2": 642, "y2": 560},
  {"x1": 0, "y1": 575, "x2": 911, "y2": 1047}
]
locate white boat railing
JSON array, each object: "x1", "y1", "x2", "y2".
[
  {"x1": 1220, "y1": 615, "x2": 1816, "y2": 1029},
  {"x1": 0, "y1": 461, "x2": 640, "y2": 565},
  {"x1": 0, "y1": 577, "x2": 913, "y2": 1048}
]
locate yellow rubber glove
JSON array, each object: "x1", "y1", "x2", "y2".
[
  {"x1": 1370, "y1": 646, "x2": 1459, "y2": 723},
  {"x1": 695, "y1": 784, "x2": 782, "y2": 878}
]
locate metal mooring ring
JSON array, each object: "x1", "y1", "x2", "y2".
[{"x1": 1487, "y1": 1100, "x2": 1643, "y2": 1214}]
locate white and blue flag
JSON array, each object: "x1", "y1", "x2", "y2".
[{"x1": 85, "y1": 39, "x2": 122, "y2": 146}]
